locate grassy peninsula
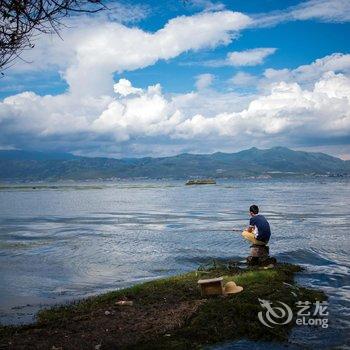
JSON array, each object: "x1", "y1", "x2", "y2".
[{"x1": 0, "y1": 262, "x2": 326, "y2": 349}]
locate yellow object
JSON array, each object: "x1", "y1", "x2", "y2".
[
  {"x1": 242, "y1": 230, "x2": 266, "y2": 245},
  {"x1": 224, "y1": 281, "x2": 243, "y2": 294},
  {"x1": 198, "y1": 277, "x2": 224, "y2": 296}
]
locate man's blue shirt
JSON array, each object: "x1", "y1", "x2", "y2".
[{"x1": 249, "y1": 214, "x2": 271, "y2": 243}]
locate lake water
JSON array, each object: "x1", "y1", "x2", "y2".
[{"x1": 0, "y1": 179, "x2": 349, "y2": 348}]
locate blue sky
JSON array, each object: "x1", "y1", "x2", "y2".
[
  {"x1": 1, "y1": 0, "x2": 350, "y2": 158},
  {"x1": 2, "y1": 0, "x2": 350, "y2": 97},
  {"x1": 125, "y1": 0, "x2": 350, "y2": 93},
  {"x1": 123, "y1": 19, "x2": 350, "y2": 94}
]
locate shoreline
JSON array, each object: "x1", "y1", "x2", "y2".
[{"x1": 0, "y1": 262, "x2": 326, "y2": 350}]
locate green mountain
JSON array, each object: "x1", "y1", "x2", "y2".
[
  {"x1": 0, "y1": 150, "x2": 78, "y2": 161},
  {"x1": 0, "y1": 147, "x2": 349, "y2": 181}
]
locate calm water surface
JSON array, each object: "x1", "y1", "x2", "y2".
[{"x1": 0, "y1": 179, "x2": 349, "y2": 349}]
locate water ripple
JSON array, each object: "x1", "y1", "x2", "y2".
[{"x1": 0, "y1": 179, "x2": 349, "y2": 349}]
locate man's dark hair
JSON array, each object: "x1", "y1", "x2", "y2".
[{"x1": 250, "y1": 205, "x2": 259, "y2": 214}]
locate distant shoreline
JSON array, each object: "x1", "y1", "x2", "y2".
[
  {"x1": 0, "y1": 174, "x2": 349, "y2": 186},
  {"x1": 1, "y1": 147, "x2": 349, "y2": 181}
]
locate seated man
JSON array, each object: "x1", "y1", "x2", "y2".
[{"x1": 242, "y1": 205, "x2": 271, "y2": 245}]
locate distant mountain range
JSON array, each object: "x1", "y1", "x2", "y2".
[{"x1": 0, "y1": 147, "x2": 349, "y2": 181}]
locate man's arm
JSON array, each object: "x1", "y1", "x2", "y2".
[
  {"x1": 247, "y1": 217, "x2": 255, "y2": 232},
  {"x1": 247, "y1": 225, "x2": 255, "y2": 233}
]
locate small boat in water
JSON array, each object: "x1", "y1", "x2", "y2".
[{"x1": 185, "y1": 178, "x2": 216, "y2": 185}]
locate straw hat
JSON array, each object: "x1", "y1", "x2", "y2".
[{"x1": 224, "y1": 281, "x2": 243, "y2": 294}]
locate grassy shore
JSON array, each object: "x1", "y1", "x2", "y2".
[{"x1": 0, "y1": 262, "x2": 326, "y2": 349}]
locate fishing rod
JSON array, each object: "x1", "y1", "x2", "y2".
[
  {"x1": 210, "y1": 229, "x2": 241, "y2": 231},
  {"x1": 187, "y1": 228, "x2": 242, "y2": 232}
]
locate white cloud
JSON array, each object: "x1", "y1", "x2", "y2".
[
  {"x1": 114, "y1": 79, "x2": 143, "y2": 96},
  {"x1": 229, "y1": 53, "x2": 350, "y2": 93},
  {"x1": 67, "y1": 10, "x2": 251, "y2": 96},
  {"x1": 170, "y1": 89, "x2": 255, "y2": 117},
  {"x1": 203, "y1": 47, "x2": 277, "y2": 67},
  {"x1": 175, "y1": 72, "x2": 350, "y2": 138},
  {"x1": 263, "y1": 53, "x2": 350, "y2": 86},
  {"x1": 6, "y1": 10, "x2": 252, "y2": 97},
  {"x1": 2, "y1": 2, "x2": 150, "y2": 74},
  {"x1": 0, "y1": 92, "x2": 111, "y2": 137},
  {"x1": 226, "y1": 48, "x2": 277, "y2": 66},
  {"x1": 1, "y1": 67, "x2": 350, "y2": 157},
  {"x1": 229, "y1": 72, "x2": 259, "y2": 87},
  {"x1": 92, "y1": 82, "x2": 175, "y2": 141},
  {"x1": 254, "y1": 0, "x2": 350, "y2": 27},
  {"x1": 195, "y1": 73, "x2": 215, "y2": 90},
  {"x1": 187, "y1": 0, "x2": 226, "y2": 12},
  {"x1": 1, "y1": 0, "x2": 350, "y2": 158},
  {"x1": 101, "y1": 2, "x2": 150, "y2": 23},
  {"x1": 290, "y1": 0, "x2": 350, "y2": 23}
]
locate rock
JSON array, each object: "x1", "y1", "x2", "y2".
[
  {"x1": 115, "y1": 300, "x2": 133, "y2": 306},
  {"x1": 246, "y1": 255, "x2": 277, "y2": 266},
  {"x1": 250, "y1": 244, "x2": 269, "y2": 258},
  {"x1": 185, "y1": 178, "x2": 216, "y2": 185},
  {"x1": 263, "y1": 264, "x2": 275, "y2": 269}
]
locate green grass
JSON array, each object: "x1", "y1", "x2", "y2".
[{"x1": 0, "y1": 263, "x2": 326, "y2": 349}]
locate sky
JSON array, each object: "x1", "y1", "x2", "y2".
[{"x1": 1, "y1": 0, "x2": 350, "y2": 159}]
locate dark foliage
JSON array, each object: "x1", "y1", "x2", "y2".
[{"x1": 0, "y1": 0, "x2": 103, "y2": 71}]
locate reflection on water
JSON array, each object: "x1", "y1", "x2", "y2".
[{"x1": 0, "y1": 179, "x2": 349, "y2": 349}]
